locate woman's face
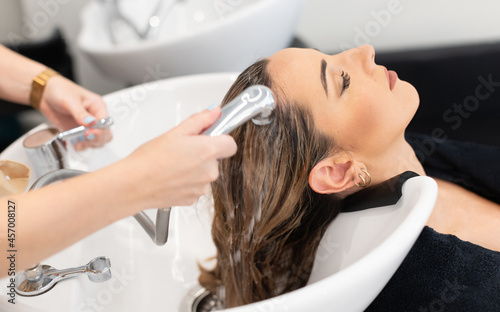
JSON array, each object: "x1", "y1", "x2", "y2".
[{"x1": 267, "y1": 45, "x2": 419, "y2": 159}]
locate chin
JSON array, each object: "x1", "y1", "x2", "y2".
[
  {"x1": 394, "y1": 82, "x2": 419, "y2": 129},
  {"x1": 397, "y1": 81, "x2": 420, "y2": 110},
  {"x1": 409, "y1": 84, "x2": 420, "y2": 113}
]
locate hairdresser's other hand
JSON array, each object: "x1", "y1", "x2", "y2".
[
  {"x1": 125, "y1": 107, "x2": 237, "y2": 209},
  {"x1": 39, "y1": 75, "x2": 112, "y2": 151}
]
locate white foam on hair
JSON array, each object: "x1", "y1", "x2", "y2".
[{"x1": 244, "y1": 190, "x2": 264, "y2": 244}]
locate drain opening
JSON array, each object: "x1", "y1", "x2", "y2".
[{"x1": 192, "y1": 288, "x2": 224, "y2": 312}]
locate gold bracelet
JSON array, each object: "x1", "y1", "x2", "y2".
[{"x1": 29, "y1": 68, "x2": 59, "y2": 110}]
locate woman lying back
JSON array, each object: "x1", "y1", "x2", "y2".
[{"x1": 199, "y1": 45, "x2": 500, "y2": 309}]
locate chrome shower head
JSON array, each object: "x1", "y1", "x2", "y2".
[{"x1": 203, "y1": 85, "x2": 275, "y2": 136}]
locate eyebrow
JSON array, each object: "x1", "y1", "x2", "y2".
[{"x1": 320, "y1": 59, "x2": 328, "y2": 97}]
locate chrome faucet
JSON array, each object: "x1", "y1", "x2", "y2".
[{"x1": 16, "y1": 256, "x2": 111, "y2": 296}]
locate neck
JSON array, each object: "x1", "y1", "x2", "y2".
[{"x1": 366, "y1": 135, "x2": 426, "y2": 185}]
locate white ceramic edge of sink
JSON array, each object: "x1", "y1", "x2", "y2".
[{"x1": 222, "y1": 176, "x2": 438, "y2": 312}]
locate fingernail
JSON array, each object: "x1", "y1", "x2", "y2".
[
  {"x1": 206, "y1": 102, "x2": 219, "y2": 111},
  {"x1": 71, "y1": 138, "x2": 78, "y2": 145},
  {"x1": 86, "y1": 133, "x2": 95, "y2": 140},
  {"x1": 84, "y1": 116, "x2": 96, "y2": 125},
  {"x1": 78, "y1": 135, "x2": 85, "y2": 142}
]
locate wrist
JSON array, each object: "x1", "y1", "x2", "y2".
[{"x1": 29, "y1": 68, "x2": 59, "y2": 110}]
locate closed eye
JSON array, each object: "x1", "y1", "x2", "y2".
[{"x1": 340, "y1": 71, "x2": 351, "y2": 96}]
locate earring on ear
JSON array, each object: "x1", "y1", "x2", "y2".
[{"x1": 354, "y1": 168, "x2": 372, "y2": 187}]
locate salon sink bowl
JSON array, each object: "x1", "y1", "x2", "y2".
[
  {"x1": 0, "y1": 73, "x2": 437, "y2": 312},
  {"x1": 77, "y1": 0, "x2": 307, "y2": 85}
]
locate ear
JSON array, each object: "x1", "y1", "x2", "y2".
[{"x1": 308, "y1": 156, "x2": 356, "y2": 194}]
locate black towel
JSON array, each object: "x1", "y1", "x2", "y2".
[
  {"x1": 365, "y1": 226, "x2": 500, "y2": 311},
  {"x1": 406, "y1": 132, "x2": 500, "y2": 204}
]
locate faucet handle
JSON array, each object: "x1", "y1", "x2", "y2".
[
  {"x1": 86, "y1": 256, "x2": 112, "y2": 282},
  {"x1": 16, "y1": 256, "x2": 112, "y2": 296}
]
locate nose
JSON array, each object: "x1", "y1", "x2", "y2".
[
  {"x1": 349, "y1": 44, "x2": 376, "y2": 73},
  {"x1": 360, "y1": 44, "x2": 375, "y2": 61}
]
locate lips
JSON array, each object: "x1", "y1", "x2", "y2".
[
  {"x1": 383, "y1": 66, "x2": 398, "y2": 90},
  {"x1": 380, "y1": 66, "x2": 398, "y2": 93},
  {"x1": 388, "y1": 70, "x2": 398, "y2": 91}
]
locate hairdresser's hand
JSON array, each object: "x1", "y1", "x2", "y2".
[
  {"x1": 125, "y1": 107, "x2": 237, "y2": 209},
  {"x1": 39, "y1": 75, "x2": 112, "y2": 151}
]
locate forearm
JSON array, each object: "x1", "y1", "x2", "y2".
[
  {"x1": 0, "y1": 159, "x2": 142, "y2": 276},
  {"x1": 0, "y1": 107, "x2": 237, "y2": 277},
  {"x1": 0, "y1": 44, "x2": 45, "y2": 105}
]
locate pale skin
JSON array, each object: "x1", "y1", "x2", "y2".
[
  {"x1": 0, "y1": 44, "x2": 111, "y2": 150},
  {"x1": 0, "y1": 46, "x2": 237, "y2": 276},
  {"x1": 267, "y1": 45, "x2": 500, "y2": 251}
]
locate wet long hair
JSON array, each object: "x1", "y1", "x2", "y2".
[{"x1": 199, "y1": 59, "x2": 343, "y2": 308}]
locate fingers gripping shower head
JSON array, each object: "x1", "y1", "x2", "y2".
[{"x1": 203, "y1": 85, "x2": 275, "y2": 136}]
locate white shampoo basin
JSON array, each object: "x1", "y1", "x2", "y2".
[
  {"x1": 0, "y1": 73, "x2": 437, "y2": 312},
  {"x1": 77, "y1": 0, "x2": 307, "y2": 85}
]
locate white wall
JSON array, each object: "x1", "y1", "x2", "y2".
[
  {"x1": 0, "y1": 1, "x2": 23, "y2": 43},
  {"x1": 2, "y1": 0, "x2": 500, "y2": 95},
  {"x1": 296, "y1": 0, "x2": 500, "y2": 53}
]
